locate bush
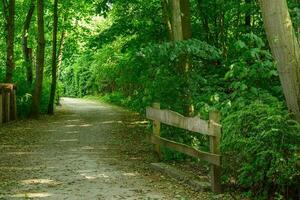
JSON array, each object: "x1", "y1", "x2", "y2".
[{"x1": 221, "y1": 100, "x2": 300, "y2": 199}]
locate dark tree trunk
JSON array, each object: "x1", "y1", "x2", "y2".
[
  {"x1": 245, "y1": 0, "x2": 251, "y2": 30},
  {"x1": 30, "y1": 0, "x2": 45, "y2": 118},
  {"x1": 180, "y1": 0, "x2": 194, "y2": 117},
  {"x1": 3, "y1": 0, "x2": 15, "y2": 83},
  {"x1": 47, "y1": 0, "x2": 59, "y2": 115},
  {"x1": 161, "y1": 0, "x2": 173, "y2": 41},
  {"x1": 22, "y1": 0, "x2": 35, "y2": 84}
]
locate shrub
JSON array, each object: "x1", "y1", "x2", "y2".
[{"x1": 221, "y1": 100, "x2": 300, "y2": 199}]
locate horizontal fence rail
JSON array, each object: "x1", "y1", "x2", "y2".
[{"x1": 146, "y1": 103, "x2": 222, "y2": 193}]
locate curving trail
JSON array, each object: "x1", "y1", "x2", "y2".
[{"x1": 0, "y1": 98, "x2": 214, "y2": 200}]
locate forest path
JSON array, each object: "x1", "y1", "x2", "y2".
[{"x1": 0, "y1": 98, "x2": 207, "y2": 200}]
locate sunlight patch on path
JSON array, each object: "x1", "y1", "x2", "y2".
[
  {"x1": 10, "y1": 192, "x2": 52, "y2": 198},
  {"x1": 20, "y1": 179, "x2": 62, "y2": 186}
]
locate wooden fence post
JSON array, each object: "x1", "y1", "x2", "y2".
[
  {"x1": 153, "y1": 103, "x2": 161, "y2": 159},
  {"x1": 209, "y1": 111, "x2": 222, "y2": 193}
]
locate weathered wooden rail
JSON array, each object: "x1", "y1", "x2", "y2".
[
  {"x1": 146, "y1": 103, "x2": 222, "y2": 193},
  {"x1": 0, "y1": 84, "x2": 17, "y2": 125}
]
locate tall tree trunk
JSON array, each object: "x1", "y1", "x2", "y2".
[
  {"x1": 4, "y1": 0, "x2": 15, "y2": 83},
  {"x1": 180, "y1": 0, "x2": 192, "y2": 40},
  {"x1": 180, "y1": 0, "x2": 194, "y2": 116},
  {"x1": 161, "y1": 0, "x2": 173, "y2": 41},
  {"x1": 22, "y1": 0, "x2": 35, "y2": 84},
  {"x1": 55, "y1": 29, "x2": 66, "y2": 105},
  {"x1": 170, "y1": 0, "x2": 194, "y2": 116},
  {"x1": 170, "y1": 0, "x2": 183, "y2": 41},
  {"x1": 259, "y1": 0, "x2": 300, "y2": 121},
  {"x1": 30, "y1": 0, "x2": 45, "y2": 118},
  {"x1": 48, "y1": 0, "x2": 59, "y2": 115}
]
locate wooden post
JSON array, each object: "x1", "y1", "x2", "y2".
[
  {"x1": 209, "y1": 111, "x2": 222, "y2": 193},
  {"x1": 0, "y1": 92, "x2": 3, "y2": 125},
  {"x1": 153, "y1": 103, "x2": 161, "y2": 159}
]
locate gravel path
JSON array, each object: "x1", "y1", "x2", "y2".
[{"x1": 0, "y1": 98, "x2": 222, "y2": 200}]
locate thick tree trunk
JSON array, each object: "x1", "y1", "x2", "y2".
[
  {"x1": 4, "y1": 0, "x2": 15, "y2": 83},
  {"x1": 260, "y1": 0, "x2": 300, "y2": 121},
  {"x1": 30, "y1": 0, "x2": 45, "y2": 118},
  {"x1": 48, "y1": 0, "x2": 59, "y2": 115},
  {"x1": 22, "y1": 0, "x2": 35, "y2": 84},
  {"x1": 180, "y1": 0, "x2": 192, "y2": 40},
  {"x1": 170, "y1": 0, "x2": 183, "y2": 41},
  {"x1": 170, "y1": 0, "x2": 194, "y2": 116}
]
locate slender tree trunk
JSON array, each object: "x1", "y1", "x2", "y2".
[
  {"x1": 22, "y1": 0, "x2": 35, "y2": 84},
  {"x1": 30, "y1": 0, "x2": 45, "y2": 118},
  {"x1": 245, "y1": 0, "x2": 251, "y2": 30},
  {"x1": 48, "y1": 0, "x2": 59, "y2": 115},
  {"x1": 180, "y1": 0, "x2": 194, "y2": 116},
  {"x1": 259, "y1": 0, "x2": 300, "y2": 121},
  {"x1": 161, "y1": 0, "x2": 173, "y2": 41},
  {"x1": 57, "y1": 29, "x2": 66, "y2": 70},
  {"x1": 4, "y1": 0, "x2": 15, "y2": 83},
  {"x1": 196, "y1": 0, "x2": 210, "y2": 41},
  {"x1": 55, "y1": 29, "x2": 66, "y2": 105}
]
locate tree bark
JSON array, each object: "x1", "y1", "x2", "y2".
[
  {"x1": 180, "y1": 0, "x2": 194, "y2": 116},
  {"x1": 170, "y1": 0, "x2": 183, "y2": 41},
  {"x1": 161, "y1": 0, "x2": 173, "y2": 41},
  {"x1": 22, "y1": 0, "x2": 35, "y2": 84},
  {"x1": 30, "y1": 0, "x2": 45, "y2": 118},
  {"x1": 259, "y1": 0, "x2": 300, "y2": 121},
  {"x1": 4, "y1": 0, "x2": 15, "y2": 83},
  {"x1": 170, "y1": 0, "x2": 194, "y2": 116},
  {"x1": 48, "y1": 0, "x2": 59, "y2": 115},
  {"x1": 180, "y1": 0, "x2": 192, "y2": 40}
]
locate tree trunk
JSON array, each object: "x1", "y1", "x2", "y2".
[
  {"x1": 180, "y1": 0, "x2": 192, "y2": 40},
  {"x1": 22, "y1": 0, "x2": 35, "y2": 84},
  {"x1": 245, "y1": 0, "x2": 251, "y2": 30},
  {"x1": 259, "y1": 0, "x2": 300, "y2": 121},
  {"x1": 4, "y1": 0, "x2": 15, "y2": 83},
  {"x1": 161, "y1": 0, "x2": 173, "y2": 41},
  {"x1": 180, "y1": 0, "x2": 194, "y2": 116},
  {"x1": 30, "y1": 0, "x2": 45, "y2": 118},
  {"x1": 170, "y1": 0, "x2": 183, "y2": 41},
  {"x1": 48, "y1": 0, "x2": 59, "y2": 115},
  {"x1": 170, "y1": 0, "x2": 194, "y2": 116}
]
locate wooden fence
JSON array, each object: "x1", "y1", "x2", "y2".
[
  {"x1": 146, "y1": 103, "x2": 222, "y2": 193},
  {"x1": 0, "y1": 84, "x2": 17, "y2": 125}
]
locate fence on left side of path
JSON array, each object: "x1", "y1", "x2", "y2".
[{"x1": 0, "y1": 84, "x2": 17, "y2": 125}]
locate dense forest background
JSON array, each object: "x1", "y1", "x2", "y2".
[{"x1": 0, "y1": 0, "x2": 300, "y2": 199}]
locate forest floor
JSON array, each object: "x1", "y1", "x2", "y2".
[{"x1": 0, "y1": 98, "x2": 233, "y2": 200}]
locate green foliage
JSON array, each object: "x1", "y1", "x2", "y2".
[{"x1": 222, "y1": 100, "x2": 300, "y2": 199}]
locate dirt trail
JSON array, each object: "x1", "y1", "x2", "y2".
[{"x1": 0, "y1": 98, "x2": 216, "y2": 200}]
